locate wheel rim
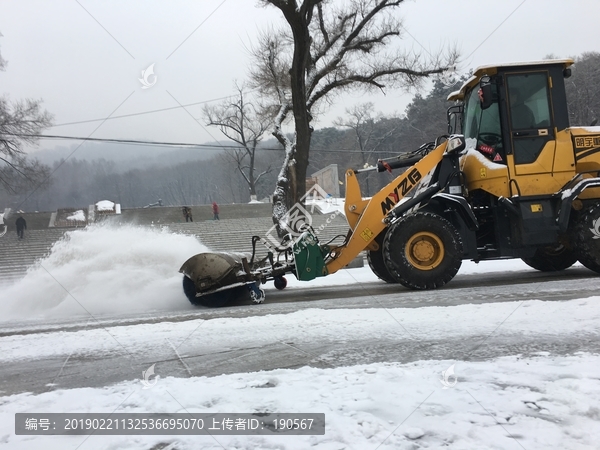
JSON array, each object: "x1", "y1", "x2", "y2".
[{"x1": 405, "y1": 231, "x2": 444, "y2": 270}]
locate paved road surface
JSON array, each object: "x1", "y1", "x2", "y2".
[{"x1": 1, "y1": 267, "x2": 598, "y2": 396}]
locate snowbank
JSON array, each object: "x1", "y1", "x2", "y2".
[{"x1": 2, "y1": 353, "x2": 599, "y2": 449}]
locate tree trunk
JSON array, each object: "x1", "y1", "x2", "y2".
[
  {"x1": 249, "y1": 152, "x2": 256, "y2": 197},
  {"x1": 287, "y1": 7, "x2": 313, "y2": 206}
]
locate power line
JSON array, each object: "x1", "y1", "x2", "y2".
[
  {"x1": 14, "y1": 92, "x2": 136, "y2": 209},
  {"x1": 49, "y1": 90, "x2": 260, "y2": 128},
  {"x1": 465, "y1": 0, "x2": 527, "y2": 60},
  {"x1": 3, "y1": 132, "x2": 404, "y2": 155}
]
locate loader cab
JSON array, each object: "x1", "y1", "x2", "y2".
[{"x1": 449, "y1": 59, "x2": 576, "y2": 197}]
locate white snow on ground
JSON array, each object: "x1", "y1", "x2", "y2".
[
  {"x1": 281, "y1": 258, "x2": 558, "y2": 289},
  {"x1": 1, "y1": 225, "x2": 599, "y2": 449},
  {"x1": 65, "y1": 210, "x2": 85, "y2": 222},
  {"x1": 306, "y1": 197, "x2": 345, "y2": 215},
  {"x1": 2, "y1": 354, "x2": 599, "y2": 449},
  {"x1": 1, "y1": 298, "x2": 599, "y2": 362}
]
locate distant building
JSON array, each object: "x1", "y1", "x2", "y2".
[{"x1": 307, "y1": 164, "x2": 340, "y2": 197}]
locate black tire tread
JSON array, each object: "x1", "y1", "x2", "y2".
[
  {"x1": 573, "y1": 202, "x2": 600, "y2": 273},
  {"x1": 383, "y1": 212, "x2": 462, "y2": 290},
  {"x1": 367, "y1": 232, "x2": 398, "y2": 283},
  {"x1": 521, "y1": 246, "x2": 577, "y2": 272}
]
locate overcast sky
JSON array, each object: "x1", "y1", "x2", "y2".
[{"x1": 1, "y1": 0, "x2": 599, "y2": 156}]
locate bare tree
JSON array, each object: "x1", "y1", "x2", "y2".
[
  {"x1": 334, "y1": 102, "x2": 397, "y2": 196},
  {"x1": 252, "y1": 0, "x2": 457, "y2": 227},
  {"x1": 203, "y1": 84, "x2": 272, "y2": 200},
  {"x1": 0, "y1": 34, "x2": 53, "y2": 197}
]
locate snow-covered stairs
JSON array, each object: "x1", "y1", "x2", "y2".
[{"x1": 0, "y1": 229, "x2": 68, "y2": 283}]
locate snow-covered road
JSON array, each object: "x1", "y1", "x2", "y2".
[
  {"x1": 2, "y1": 291, "x2": 600, "y2": 449},
  {"x1": 1, "y1": 225, "x2": 599, "y2": 449}
]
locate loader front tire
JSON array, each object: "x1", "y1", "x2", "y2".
[
  {"x1": 383, "y1": 212, "x2": 462, "y2": 290},
  {"x1": 367, "y1": 232, "x2": 398, "y2": 283},
  {"x1": 521, "y1": 245, "x2": 577, "y2": 271},
  {"x1": 573, "y1": 202, "x2": 600, "y2": 273}
]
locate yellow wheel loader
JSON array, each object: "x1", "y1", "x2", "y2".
[{"x1": 180, "y1": 59, "x2": 600, "y2": 306}]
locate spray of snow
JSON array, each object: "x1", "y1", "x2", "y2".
[{"x1": 0, "y1": 224, "x2": 208, "y2": 321}]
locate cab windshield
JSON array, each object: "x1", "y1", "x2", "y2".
[{"x1": 463, "y1": 86, "x2": 502, "y2": 148}]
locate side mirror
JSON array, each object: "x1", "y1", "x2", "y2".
[
  {"x1": 446, "y1": 135, "x2": 466, "y2": 154},
  {"x1": 479, "y1": 75, "x2": 493, "y2": 110}
]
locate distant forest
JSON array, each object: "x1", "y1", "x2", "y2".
[
  {"x1": 2, "y1": 80, "x2": 456, "y2": 212},
  {"x1": 4, "y1": 52, "x2": 599, "y2": 212}
]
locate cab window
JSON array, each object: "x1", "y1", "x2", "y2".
[
  {"x1": 506, "y1": 72, "x2": 553, "y2": 164},
  {"x1": 506, "y1": 73, "x2": 552, "y2": 129},
  {"x1": 463, "y1": 86, "x2": 502, "y2": 149}
]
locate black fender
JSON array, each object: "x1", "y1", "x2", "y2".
[
  {"x1": 557, "y1": 177, "x2": 600, "y2": 232},
  {"x1": 430, "y1": 193, "x2": 479, "y2": 231}
]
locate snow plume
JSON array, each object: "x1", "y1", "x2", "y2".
[{"x1": 0, "y1": 224, "x2": 208, "y2": 321}]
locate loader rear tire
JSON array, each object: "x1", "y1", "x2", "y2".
[
  {"x1": 521, "y1": 245, "x2": 577, "y2": 271},
  {"x1": 367, "y1": 232, "x2": 398, "y2": 283},
  {"x1": 182, "y1": 275, "x2": 241, "y2": 307},
  {"x1": 383, "y1": 212, "x2": 462, "y2": 290},
  {"x1": 572, "y1": 202, "x2": 600, "y2": 273}
]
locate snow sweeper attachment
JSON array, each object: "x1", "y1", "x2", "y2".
[
  {"x1": 180, "y1": 251, "x2": 269, "y2": 307},
  {"x1": 180, "y1": 229, "x2": 331, "y2": 307}
]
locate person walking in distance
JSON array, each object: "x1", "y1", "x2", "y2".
[
  {"x1": 182, "y1": 207, "x2": 193, "y2": 222},
  {"x1": 16, "y1": 216, "x2": 27, "y2": 239},
  {"x1": 212, "y1": 202, "x2": 220, "y2": 220}
]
